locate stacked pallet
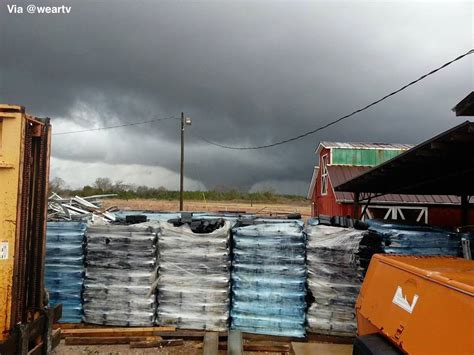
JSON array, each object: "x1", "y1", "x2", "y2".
[
  {"x1": 305, "y1": 225, "x2": 365, "y2": 337},
  {"x1": 364, "y1": 219, "x2": 461, "y2": 257},
  {"x1": 231, "y1": 222, "x2": 306, "y2": 337},
  {"x1": 45, "y1": 222, "x2": 87, "y2": 323},
  {"x1": 83, "y1": 224, "x2": 159, "y2": 326},
  {"x1": 157, "y1": 219, "x2": 231, "y2": 331}
]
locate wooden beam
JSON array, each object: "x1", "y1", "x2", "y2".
[
  {"x1": 225, "y1": 342, "x2": 289, "y2": 353},
  {"x1": 203, "y1": 332, "x2": 219, "y2": 355},
  {"x1": 242, "y1": 332, "x2": 302, "y2": 343},
  {"x1": 51, "y1": 329, "x2": 61, "y2": 349},
  {"x1": 129, "y1": 339, "x2": 184, "y2": 348},
  {"x1": 26, "y1": 342, "x2": 43, "y2": 355},
  {"x1": 65, "y1": 336, "x2": 162, "y2": 346},
  {"x1": 60, "y1": 326, "x2": 175, "y2": 338}
]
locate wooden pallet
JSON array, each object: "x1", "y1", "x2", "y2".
[{"x1": 54, "y1": 324, "x2": 353, "y2": 353}]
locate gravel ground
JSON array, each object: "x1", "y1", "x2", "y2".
[
  {"x1": 52, "y1": 340, "x2": 287, "y2": 355},
  {"x1": 53, "y1": 340, "x2": 209, "y2": 355}
]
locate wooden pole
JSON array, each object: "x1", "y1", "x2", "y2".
[
  {"x1": 353, "y1": 192, "x2": 360, "y2": 220},
  {"x1": 461, "y1": 194, "x2": 468, "y2": 226},
  {"x1": 180, "y1": 112, "x2": 185, "y2": 211}
]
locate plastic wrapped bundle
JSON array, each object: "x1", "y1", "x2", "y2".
[
  {"x1": 305, "y1": 225, "x2": 365, "y2": 337},
  {"x1": 45, "y1": 222, "x2": 87, "y2": 323},
  {"x1": 364, "y1": 220, "x2": 461, "y2": 256},
  {"x1": 83, "y1": 224, "x2": 158, "y2": 326},
  {"x1": 231, "y1": 222, "x2": 306, "y2": 337},
  {"x1": 157, "y1": 220, "x2": 231, "y2": 331}
]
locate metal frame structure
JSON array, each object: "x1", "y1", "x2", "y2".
[{"x1": 336, "y1": 121, "x2": 474, "y2": 225}]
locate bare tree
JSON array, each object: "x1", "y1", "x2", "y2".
[
  {"x1": 94, "y1": 177, "x2": 113, "y2": 191},
  {"x1": 49, "y1": 177, "x2": 66, "y2": 193}
]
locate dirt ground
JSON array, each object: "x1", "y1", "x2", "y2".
[
  {"x1": 103, "y1": 199, "x2": 311, "y2": 218},
  {"x1": 52, "y1": 340, "x2": 353, "y2": 355},
  {"x1": 52, "y1": 340, "x2": 229, "y2": 355},
  {"x1": 52, "y1": 340, "x2": 291, "y2": 355},
  {"x1": 52, "y1": 340, "x2": 203, "y2": 355}
]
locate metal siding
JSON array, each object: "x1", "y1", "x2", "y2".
[{"x1": 331, "y1": 148, "x2": 405, "y2": 166}]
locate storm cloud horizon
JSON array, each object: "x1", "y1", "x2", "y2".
[{"x1": 1, "y1": 0, "x2": 472, "y2": 195}]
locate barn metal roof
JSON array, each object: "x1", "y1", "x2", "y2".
[
  {"x1": 328, "y1": 166, "x2": 460, "y2": 205},
  {"x1": 335, "y1": 121, "x2": 474, "y2": 196},
  {"x1": 317, "y1": 141, "x2": 413, "y2": 151},
  {"x1": 453, "y1": 92, "x2": 474, "y2": 116}
]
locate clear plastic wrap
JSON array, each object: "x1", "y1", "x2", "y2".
[
  {"x1": 305, "y1": 225, "x2": 365, "y2": 337},
  {"x1": 365, "y1": 219, "x2": 461, "y2": 255},
  {"x1": 83, "y1": 224, "x2": 158, "y2": 326},
  {"x1": 156, "y1": 221, "x2": 231, "y2": 331},
  {"x1": 231, "y1": 222, "x2": 306, "y2": 337},
  {"x1": 45, "y1": 222, "x2": 87, "y2": 323}
]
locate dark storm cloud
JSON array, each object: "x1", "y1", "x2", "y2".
[{"x1": 1, "y1": 0, "x2": 472, "y2": 194}]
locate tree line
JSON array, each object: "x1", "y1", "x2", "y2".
[{"x1": 49, "y1": 177, "x2": 306, "y2": 202}]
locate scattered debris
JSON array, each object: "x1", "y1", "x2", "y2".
[
  {"x1": 129, "y1": 338, "x2": 184, "y2": 349},
  {"x1": 48, "y1": 193, "x2": 118, "y2": 222}
]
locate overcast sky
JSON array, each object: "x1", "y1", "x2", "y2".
[{"x1": 1, "y1": 0, "x2": 472, "y2": 195}]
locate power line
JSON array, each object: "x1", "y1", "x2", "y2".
[
  {"x1": 202, "y1": 48, "x2": 474, "y2": 150},
  {"x1": 53, "y1": 116, "x2": 179, "y2": 135}
]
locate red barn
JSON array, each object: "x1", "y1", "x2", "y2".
[{"x1": 307, "y1": 142, "x2": 472, "y2": 228}]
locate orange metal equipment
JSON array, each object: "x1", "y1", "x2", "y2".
[{"x1": 355, "y1": 254, "x2": 474, "y2": 355}]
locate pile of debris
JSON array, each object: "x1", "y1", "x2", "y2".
[{"x1": 48, "y1": 193, "x2": 118, "y2": 222}]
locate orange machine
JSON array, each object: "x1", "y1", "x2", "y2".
[{"x1": 354, "y1": 254, "x2": 474, "y2": 355}]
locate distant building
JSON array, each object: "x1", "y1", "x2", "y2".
[{"x1": 308, "y1": 142, "x2": 467, "y2": 227}]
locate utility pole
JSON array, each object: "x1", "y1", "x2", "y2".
[{"x1": 179, "y1": 112, "x2": 192, "y2": 211}]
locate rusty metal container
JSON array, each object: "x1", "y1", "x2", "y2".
[{"x1": 0, "y1": 104, "x2": 52, "y2": 351}]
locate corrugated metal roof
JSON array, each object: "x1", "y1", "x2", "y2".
[
  {"x1": 320, "y1": 142, "x2": 413, "y2": 150},
  {"x1": 327, "y1": 165, "x2": 460, "y2": 205},
  {"x1": 335, "y1": 121, "x2": 474, "y2": 196},
  {"x1": 453, "y1": 91, "x2": 474, "y2": 116}
]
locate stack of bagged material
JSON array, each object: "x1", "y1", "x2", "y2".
[
  {"x1": 305, "y1": 225, "x2": 365, "y2": 337},
  {"x1": 157, "y1": 219, "x2": 231, "y2": 331},
  {"x1": 364, "y1": 219, "x2": 461, "y2": 256},
  {"x1": 45, "y1": 222, "x2": 86, "y2": 323},
  {"x1": 83, "y1": 224, "x2": 158, "y2": 326},
  {"x1": 231, "y1": 221, "x2": 306, "y2": 337}
]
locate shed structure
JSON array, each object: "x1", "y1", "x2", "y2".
[
  {"x1": 308, "y1": 139, "x2": 473, "y2": 227},
  {"x1": 335, "y1": 121, "x2": 474, "y2": 227}
]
